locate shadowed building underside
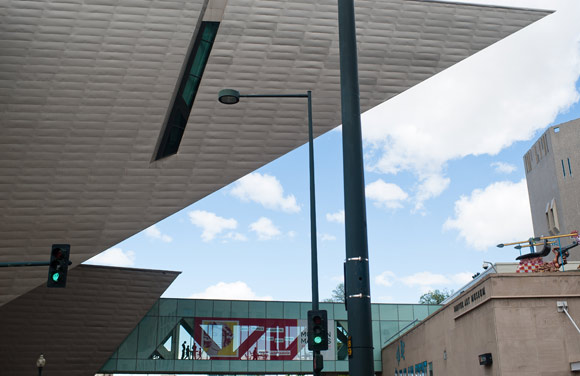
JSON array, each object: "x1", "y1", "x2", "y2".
[{"x1": 0, "y1": 265, "x2": 179, "y2": 376}]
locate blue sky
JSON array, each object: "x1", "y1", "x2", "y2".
[{"x1": 86, "y1": 0, "x2": 580, "y2": 304}]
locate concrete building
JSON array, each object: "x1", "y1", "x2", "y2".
[
  {"x1": 382, "y1": 272, "x2": 580, "y2": 376},
  {"x1": 524, "y1": 119, "x2": 580, "y2": 259}
]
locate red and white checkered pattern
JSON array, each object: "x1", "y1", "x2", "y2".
[{"x1": 517, "y1": 257, "x2": 543, "y2": 273}]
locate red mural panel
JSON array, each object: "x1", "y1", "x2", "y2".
[{"x1": 192, "y1": 317, "x2": 305, "y2": 361}]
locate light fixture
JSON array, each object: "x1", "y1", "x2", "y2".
[
  {"x1": 479, "y1": 353, "x2": 492, "y2": 366},
  {"x1": 482, "y1": 261, "x2": 496, "y2": 272},
  {"x1": 36, "y1": 353, "x2": 46, "y2": 376},
  {"x1": 218, "y1": 89, "x2": 241, "y2": 105}
]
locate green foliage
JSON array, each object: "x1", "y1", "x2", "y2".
[
  {"x1": 323, "y1": 282, "x2": 345, "y2": 303},
  {"x1": 418, "y1": 289, "x2": 452, "y2": 304}
]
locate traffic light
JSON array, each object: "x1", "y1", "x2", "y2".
[
  {"x1": 47, "y1": 244, "x2": 70, "y2": 288},
  {"x1": 307, "y1": 309, "x2": 328, "y2": 351}
]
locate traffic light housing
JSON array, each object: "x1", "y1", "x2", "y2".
[
  {"x1": 307, "y1": 309, "x2": 328, "y2": 351},
  {"x1": 47, "y1": 244, "x2": 70, "y2": 288}
]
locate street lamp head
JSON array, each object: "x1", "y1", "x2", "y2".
[
  {"x1": 218, "y1": 89, "x2": 241, "y2": 105},
  {"x1": 36, "y1": 354, "x2": 46, "y2": 368}
]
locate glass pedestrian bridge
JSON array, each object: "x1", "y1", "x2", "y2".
[{"x1": 100, "y1": 299, "x2": 441, "y2": 374}]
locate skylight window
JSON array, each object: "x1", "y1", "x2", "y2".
[{"x1": 155, "y1": 21, "x2": 220, "y2": 160}]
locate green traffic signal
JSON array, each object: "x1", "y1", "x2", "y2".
[
  {"x1": 314, "y1": 336, "x2": 322, "y2": 344},
  {"x1": 47, "y1": 244, "x2": 70, "y2": 288}
]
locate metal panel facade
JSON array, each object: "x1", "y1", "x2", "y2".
[{"x1": 0, "y1": 264, "x2": 179, "y2": 376}]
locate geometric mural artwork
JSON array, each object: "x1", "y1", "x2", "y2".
[{"x1": 152, "y1": 317, "x2": 337, "y2": 361}]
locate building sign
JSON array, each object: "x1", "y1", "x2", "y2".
[{"x1": 453, "y1": 281, "x2": 491, "y2": 319}]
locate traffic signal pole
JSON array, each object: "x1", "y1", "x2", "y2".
[{"x1": 337, "y1": 1, "x2": 375, "y2": 376}]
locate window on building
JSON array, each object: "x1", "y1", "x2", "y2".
[
  {"x1": 155, "y1": 21, "x2": 220, "y2": 160},
  {"x1": 562, "y1": 160, "x2": 566, "y2": 177}
]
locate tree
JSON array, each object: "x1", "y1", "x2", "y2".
[
  {"x1": 418, "y1": 289, "x2": 452, "y2": 304},
  {"x1": 323, "y1": 283, "x2": 345, "y2": 303}
]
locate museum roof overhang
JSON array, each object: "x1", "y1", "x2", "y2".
[{"x1": 0, "y1": 0, "x2": 551, "y2": 307}]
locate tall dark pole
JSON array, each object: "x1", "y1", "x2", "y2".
[
  {"x1": 337, "y1": 1, "x2": 374, "y2": 376},
  {"x1": 307, "y1": 90, "x2": 322, "y2": 376},
  {"x1": 308, "y1": 90, "x2": 319, "y2": 312}
]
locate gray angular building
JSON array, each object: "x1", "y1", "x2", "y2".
[{"x1": 524, "y1": 118, "x2": 580, "y2": 259}]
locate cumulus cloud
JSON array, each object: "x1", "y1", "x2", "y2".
[
  {"x1": 375, "y1": 270, "x2": 472, "y2": 294},
  {"x1": 144, "y1": 225, "x2": 173, "y2": 243},
  {"x1": 366, "y1": 179, "x2": 409, "y2": 209},
  {"x1": 375, "y1": 271, "x2": 397, "y2": 287},
  {"x1": 362, "y1": 0, "x2": 580, "y2": 209},
  {"x1": 224, "y1": 232, "x2": 248, "y2": 241},
  {"x1": 84, "y1": 247, "x2": 136, "y2": 267},
  {"x1": 326, "y1": 210, "x2": 345, "y2": 224},
  {"x1": 230, "y1": 172, "x2": 300, "y2": 213},
  {"x1": 188, "y1": 210, "x2": 237, "y2": 242},
  {"x1": 491, "y1": 161, "x2": 517, "y2": 174},
  {"x1": 443, "y1": 179, "x2": 534, "y2": 251},
  {"x1": 250, "y1": 217, "x2": 281, "y2": 240},
  {"x1": 189, "y1": 281, "x2": 273, "y2": 300}
]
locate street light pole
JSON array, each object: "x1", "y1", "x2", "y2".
[
  {"x1": 218, "y1": 89, "x2": 322, "y2": 371},
  {"x1": 337, "y1": 1, "x2": 375, "y2": 376}
]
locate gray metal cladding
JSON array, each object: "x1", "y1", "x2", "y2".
[
  {"x1": 0, "y1": 0, "x2": 550, "y2": 307},
  {"x1": 0, "y1": 264, "x2": 179, "y2": 376}
]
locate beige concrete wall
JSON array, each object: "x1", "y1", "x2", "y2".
[{"x1": 382, "y1": 273, "x2": 580, "y2": 376}]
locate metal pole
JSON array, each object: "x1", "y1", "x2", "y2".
[
  {"x1": 0, "y1": 261, "x2": 50, "y2": 268},
  {"x1": 337, "y1": 1, "x2": 374, "y2": 376},
  {"x1": 308, "y1": 90, "x2": 319, "y2": 312},
  {"x1": 307, "y1": 90, "x2": 322, "y2": 376}
]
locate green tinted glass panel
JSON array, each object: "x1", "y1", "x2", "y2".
[
  {"x1": 182, "y1": 75, "x2": 201, "y2": 107},
  {"x1": 156, "y1": 21, "x2": 220, "y2": 160},
  {"x1": 189, "y1": 40, "x2": 211, "y2": 78}
]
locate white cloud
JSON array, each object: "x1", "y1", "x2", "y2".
[
  {"x1": 230, "y1": 172, "x2": 300, "y2": 213},
  {"x1": 188, "y1": 210, "x2": 237, "y2": 242},
  {"x1": 375, "y1": 271, "x2": 397, "y2": 287},
  {"x1": 366, "y1": 179, "x2": 409, "y2": 209},
  {"x1": 400, "y1": 271, "x2": 451, "y2": 287},
  {"x1": 443, "y1": 179, "x2": 534, "y2": 251},
  {"x1": 375, "y1": 270, "x2": 472, "y2": 294},
  {"x1": 362, "y1": 1, "x2": 580, "y2": 209},
  {"x1": 491, "y1": 161, "x2": 517, "y2": 174},
  {"x1": 144, "y1": 225, "x2": 173, "y2": 243},
  {"x1": 224, "y1": 232, "x2": 248, "y2": 241},
  {"x1": 189, "y1": 281, "x2": 273, "y2": 300},
  {"x1": 326, "y1": 210, "x2": 345, "y2": 224},
  {"x1": 287, "y1": 230, "x2": 297, "y2": 238},
  {"x1": 321, "y1": 233, "x2": 336, "y2": 241},
  {"x1": 250, "y1": 217, "x2": 281, "y2": 240},
  {"x1": 84, "y1": 247, "x2": 136, "y2": 267}
]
